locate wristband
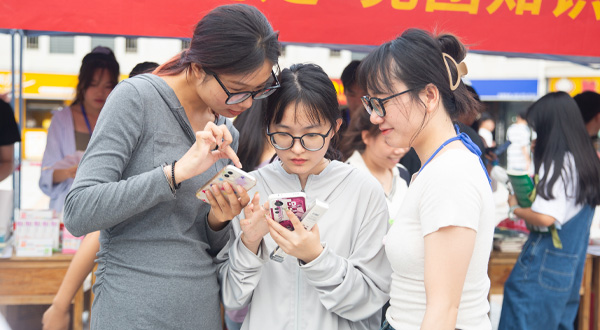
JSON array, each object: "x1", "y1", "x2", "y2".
[{"x1": 172, "y1": 160, "x2": 181, "y2": 190}]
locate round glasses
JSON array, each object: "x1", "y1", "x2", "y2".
[
  {"x1": 267, "y1": 126, "x2": 333, "y2": 151},
  {"x1": 208, "y1": 70, "x2": 281, "y2": 105},
  {"x1": 361, "y1": 88, "x2": 414, "y2": 117}
]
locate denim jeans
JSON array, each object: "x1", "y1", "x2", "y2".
[
  {"x1": 499, "y1": 206, "x2": 595, "y2": 330},
  {"x1": 379, "y1": 319, "x2": 395, "y2": 330}
]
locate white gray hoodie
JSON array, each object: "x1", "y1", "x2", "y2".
[{"x1": 218, "y1": 160, "x2": 392, "y2": 330}]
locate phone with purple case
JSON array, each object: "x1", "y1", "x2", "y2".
[
  {"x1": 196, "y1": 165, "x2": 257, "y2": 202},
  {"x1": 268, "y1": 192, "x2": 307, "y2": 231}
]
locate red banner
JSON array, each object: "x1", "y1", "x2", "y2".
[{"x1": 0, "y1": 0, "x2": 598, "y2": 57}]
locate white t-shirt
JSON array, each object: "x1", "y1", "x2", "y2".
[
  {"x1": 478, "y1": 128, "x2": 494, "y2": 147},
  {"x1": 385, "y1": 149, "x2": 495, "y2": 330},
  {"x1": 531, "y1": 153, "x2": 582, "y2": 226},
  {"x1": 506, "y1": 123, "x2": 532, "y2": 172}
]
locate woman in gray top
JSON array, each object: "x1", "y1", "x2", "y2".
[{"x1": 63, "y1": 4, "x2": 281, "y2": 329}]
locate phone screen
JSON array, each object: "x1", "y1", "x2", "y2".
[{"x1": 270, "y1": 196, "x2": 306, "y2": 230}]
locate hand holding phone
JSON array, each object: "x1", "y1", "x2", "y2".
[{"x1": 196, "y1": 165, "x2": 257, "y2": 202}]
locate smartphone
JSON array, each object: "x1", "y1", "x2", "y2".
[
  {"x1": 268, "y1": 192, "x2": 307, "y2": 231},
  {"x1": 485, "y1": 141, "x2": 512, "y2": 157},
  {"x1": 196, "y1": 165, "x2": 257, "y2": 202}
]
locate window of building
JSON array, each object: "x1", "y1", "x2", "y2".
[
  {"x1": 90, "y1": 37, "x2": 115, "y2": 52},
  {"x1": 125, "y1": 38, "x2": 138, "y2": 53},
  {"x1": 330, "y1": 49, "x2": 341, "y2": 58},
  {"x1": 26, "y1": 36, "x2": 39, "y2": 50},
  {"x1": 281, "y1": 46, "x2": 287, "y2": 57},
  {"x1": 181, "y1": 39, "x2": 191, "y2": 50},
  {"x1": 49, "y1": 36, "x2": 75, "y2": 54}
]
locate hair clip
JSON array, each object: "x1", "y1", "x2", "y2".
[{"x1": 442, "y1": 53, "x2": 468, "y2": 91}]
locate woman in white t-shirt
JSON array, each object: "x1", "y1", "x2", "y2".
[
  {"x1": 357, "y1": 28, "x2": 495, "y2": 330},
  {"x1": 499, "y1": 92, "x2": 600, "y2": 330}
]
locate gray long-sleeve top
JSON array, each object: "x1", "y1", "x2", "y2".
[
  {"x1": 64, "y1": 74, "x2": 236, "y2": 330},
  {"x1": 218, "y1": 161, "x2": 392, "y2": 330}
]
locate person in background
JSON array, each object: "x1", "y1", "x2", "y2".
[
  {"x1": 574, "y1": 91, "x2": 600, "y2": 155},
  {"x1": 223, "y1": 99, "x2": 275, "y2": 330},
  {"x1": 219, "y1": 63, "x2": 392, "y2": 330},
  {"x1": 232, "y1": 99, "x2": 276, "y2": 172},
  {"x1": 477, "y1": 112, "x2": 496, "y2": 148},
  {"x1": 62, "y1": 4, "x2": 281, "y2": 329},
  {"x1": 358, "y1": 28, "x2": 495, "y2": 330},
  {"x1": 0, "y1": 94, "x2": 20, "y2": 182},
  {"x1": 341, "y1": 107, "x2": 410, "y2": 190},
  {"x1": 39, "y1": 47, "x2": 120, "y2": 213},
  {"x1": 129, "y1": 61, "x2": 159, "y2": 78},
  {"x1": 499, "y1": 92, "x2": 600, "y2": 329},
  {"x1": 41, "y1": 61, "x2": 160, "y2": 330},
  {"x1": 339, "y1": 60, "x2": 366, "y2": 134},
  {"x1": 506, "y1": 107, "x2": 533, "y2": 173}
]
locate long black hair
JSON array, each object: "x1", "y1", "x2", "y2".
[
  {"x1": 527, "y1": 92, "x2": 600, "y2": 206},
  {"x1": 155, "y1": 4, "x2": 280, "y2": 77},
  {"x1": 357, "y1": 28, "x2": 482, "y2": 142},
  {"x1": 263, "y1": 63, "x2": 342, "y2": 161},
  {"x1": 233, "y1": 99, "x2": 271, "y2": 171}
]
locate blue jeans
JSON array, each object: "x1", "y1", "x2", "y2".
[
  {"x1": 499, "y1": 206, "x2": 595, "y2": 330},
  {"x1": 379, "y1": 320, "x2": 395, "y2": 330}
]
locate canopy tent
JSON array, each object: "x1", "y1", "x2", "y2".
[
  {"x1": 1, "y1": 0, "x2": 600, "y2": 61},
  {"x1": 1, "y1": 0, "x2": 599, "y2": 209}
]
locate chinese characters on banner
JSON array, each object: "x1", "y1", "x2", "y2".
[{"x1": 236, "y1": 0, "x2": 600, "y2": 19}]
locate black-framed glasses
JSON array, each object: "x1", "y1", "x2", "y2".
[
  {"x1": 207, "y1": 70, "x2": 280, "y2": 105},
  {"x1": 361, "y1": 88, "x2": 414, "y2": 117},
  {"x1": 267, "y1": 126, "x2": 333, "y2": 151}
]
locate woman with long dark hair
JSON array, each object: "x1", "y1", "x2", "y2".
[
  {"x1": 40, "y1": 47, "x2": 120, "y2": 213},
  {"x1": 219, "y1": 63, "x2": 392, "y2": 330},
  {"x1": 358, "y1": 28, "x2": 495, "y2": 330},
  {"x1": 499, "y1": 92, "x2": 600, "y2": 329},
  {"x1": 63, "y1": 4, "x2": 281, "y2": 329}
]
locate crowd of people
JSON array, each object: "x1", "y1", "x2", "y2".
[{"x1": 1, "y1": 3, "x2": 598, "y2": 330}]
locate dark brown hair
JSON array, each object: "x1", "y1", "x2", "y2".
[
  {"x1": 155, "y1": 4, "x2": 280, "y2": 77},
  {"x1": 73, "y1": 51, "x2": 120, "y2": 106},
  {"x1": 357, "y1": 28, "x2": 482, "y2": 122},
  {"x1": 264, "y1": 64, "x2": 342, "y2": 161}
]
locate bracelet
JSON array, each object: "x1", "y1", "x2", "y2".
[
  {"x1": 172, "y1": 160, "x2": 181, "y2": 190},
  {"x1": 162, "y1": 163, "x2": 175, "y2": 194}
]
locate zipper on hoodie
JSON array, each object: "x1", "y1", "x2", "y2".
[{"x1": 296, "y1": 265, "x2": 301, "y2": 330}]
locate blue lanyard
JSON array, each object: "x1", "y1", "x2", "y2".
[
  {"x1": 80, "y1": 104, "x2": 93, "y2": 136},
  {"x1": 417, "y1": 124, "x2": 491, "y2": 187}
]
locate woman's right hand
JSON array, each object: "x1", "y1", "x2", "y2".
[
  {"x1": 174, "y1": 122, "x2": 242, "y2": 183},
  {"x1": 240, "y1": 194, "x2": 270, "y2": 254},
  {"x1": 42, "y1": 304, "x2": 70, "y2": 330}
]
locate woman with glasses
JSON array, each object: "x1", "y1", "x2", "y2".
[
  {"x1": 62, "y1": 4, "x2": 280, "y2": 329},
  {"x1": 218, "y1": 63, "x2": 392, "y2": 330},
  {"x1": 358, "y1": 29, "x2": 495, "y2": 330}
]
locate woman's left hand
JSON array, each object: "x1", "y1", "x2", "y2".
[
  {"x1": 206, "y1": 182, "x2": 251, "y2": 230},
  {"x1": 266, "y1": 209, "x2": 323, "y2": 264}
]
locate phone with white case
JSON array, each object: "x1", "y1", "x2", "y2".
[{"x1": 196, "y1": 165, "x2": 257, "y2": 202}]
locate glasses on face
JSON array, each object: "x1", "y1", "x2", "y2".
[
  {"x1": 207, "y1": 70, "x2": 280, "y2": 105},
  {"x1": 267, "y1": 126, "x2": 333, "y2": 151},
  {"x1": 361, "y1": 88, "x2": 414, "y2": 117}
]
